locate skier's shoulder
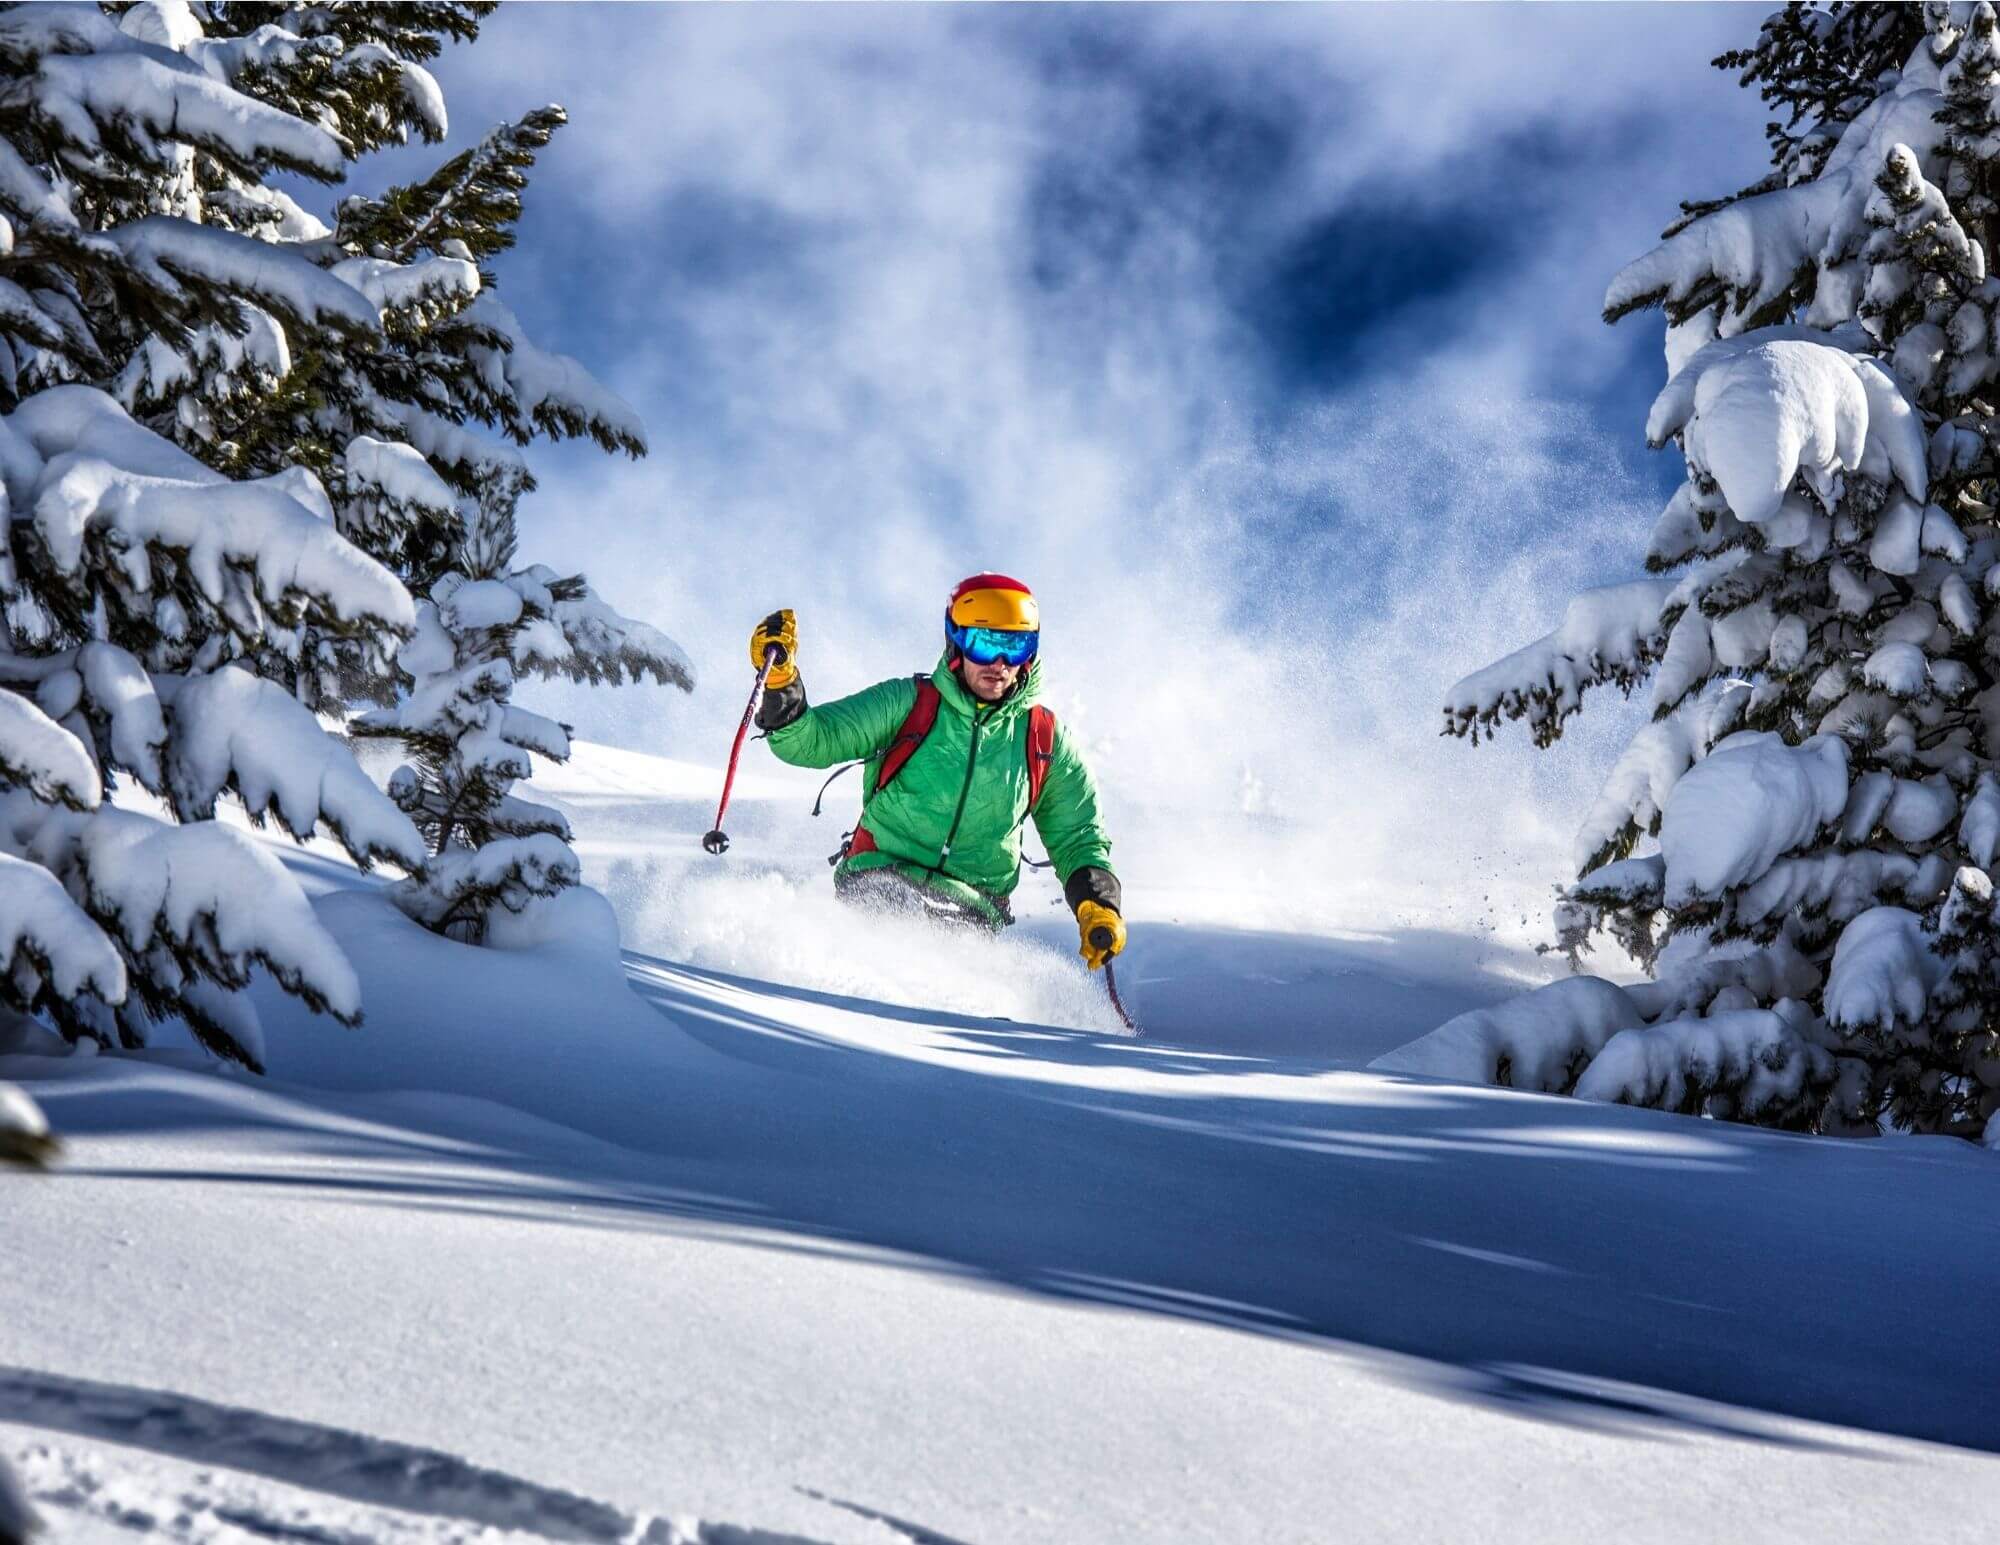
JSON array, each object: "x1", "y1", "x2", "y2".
[
  {"x1": 815, "y1": 671, "x2": 922, "y2": 730},
  {"x1": 811, "y1": 673, "x2": 921, "y2": 713},
  {"x1": 875, "y1": 672, "x2": 926, "y2": 709}
]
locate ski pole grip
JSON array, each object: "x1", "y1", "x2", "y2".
[{"x1": 1089, "y1": 926, "x2": 1115, "y2": 951}]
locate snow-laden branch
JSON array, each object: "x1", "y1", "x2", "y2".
[
  {"x1": 0, "y1": 849, "x2": 125, "y2": 1006},
  {"x1": 509, "y1": 567, "x2": 694, "y2": 691},
  {"x1": 462, "y1": 296, "x2": 648, "y2": 457},
  {"x1": 10, "y1": 388, "x2": 414, "y2": 640},
  {"x1": 69, "y1": 806, "x2": 362, "y2": 1025},
  {"x1": 1572, "y1": 718, "x2": 1695, "y2": 875},
  {"x1": 1443, "y1": 579, "x2": 1672, "y2": 747},
  {"x1": 1649, "y1": 329, "x2": 1927, "y2": 526},
  {"x1": 1824, "y1": 906, "x2": 1948, "y2": 1037},
  {"x1": 390, "y1": 833, "x2": 580, "y2": 935},
  {"x1": 0, "y1": 690, "x2": 99, "y2": 810},
  {"x1": 104, "y1": 218, "x2": 379, "y2": 337},
  {"x1": 1657, "y1": 732, "x2": 1849, "y2": 906},
  {"x1": 1576, "y1": 1007, "x2": 1836, "y2": 1121},
  {"x1": 332, "y1": 254, "x2": 480, "y2": 317},
  {"x1": 1605, "y1": 60, "x2": 1954, "y2": 331},
  {"x1": 163, "y1": 667, "x2": 425, "y2": 870},
  {"x1": 0, "y1": 5, "x2": 349, "y2": 179},
  {"x1": 0, "y1": 642, "x2": 168, "y2": 790}
]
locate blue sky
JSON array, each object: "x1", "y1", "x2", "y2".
[{"x1": 333, "y1": 3, "x2": 1781, "y2": 930}]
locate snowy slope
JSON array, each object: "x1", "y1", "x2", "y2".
[{"x1": 5, "y1": 740, "x2": 1999, "y2": 1542}]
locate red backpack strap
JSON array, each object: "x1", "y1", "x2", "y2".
[
  {"x1": 1026, "y1": 705, "x2": 1057, "y2": 813},
  {"x1": 874, "y1": 676, "x2": 942, "y2": 793}
]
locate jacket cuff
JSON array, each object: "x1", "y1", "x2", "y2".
[
  {"x1": 757, "y1": 678, "x2": 807, "y2": 731},
  {"x1": 1064, "y1": 865, "x2": 1121, "y2": 916}
]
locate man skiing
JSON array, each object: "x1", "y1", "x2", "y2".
[{"x1": 748, "y1": 573, "x2": 1126, "y2": 970}]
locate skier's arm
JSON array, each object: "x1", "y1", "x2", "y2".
[
  {"x1": 759, "y1": 673, "x2": 917, "y2": 770},
  {"x1": 1032, "y1": 727, "x2": 1120, "y2": 916}
]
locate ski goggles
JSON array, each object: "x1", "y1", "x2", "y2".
[{"x1": 947, "y1": 620, "x2": 1039, "y2": 666}]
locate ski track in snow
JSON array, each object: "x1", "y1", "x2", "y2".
[
  {"x1": 0, "y1": 1380, "x2": 863, "y2": 1544},
  {"x1": 0, "y1": 1367, "x2": 647, "y2": 1541},
  {"x1": 795, "y1": 1490, "x2": 975, "y2": 1545},
  {"x1": 0, "y1": 1379, "x2": 867, "y2": 1545}
]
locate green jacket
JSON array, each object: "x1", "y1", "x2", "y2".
[{"x1": 760, "y1": 653, "x2": 1117, "y2": 924}]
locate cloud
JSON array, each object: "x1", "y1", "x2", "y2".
[{"x1": 371, "y1": 4, "x2": 1776, "y2": 945}]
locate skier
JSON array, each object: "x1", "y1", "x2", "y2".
[{"x1": 747, "y1": 574, "x2": 1126, "y2": 970}]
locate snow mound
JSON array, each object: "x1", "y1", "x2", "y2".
[
  {"x1": 482, "y1": 884, "x2": 623, "y2": 965},
  {"x1": 1369, "y1": 976, "x2": 1641, "y2": 1094},
  {"x1": 0, "y1": 1078, "x2": 55, "y2": 1166}
]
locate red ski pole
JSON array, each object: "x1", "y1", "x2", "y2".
[
  {"x1": 702, "y1": 646, "x2": 779, "y2": 855},
  {"x1": 1092, "y1": 926, "x2": 1140, "y2": 1033}
]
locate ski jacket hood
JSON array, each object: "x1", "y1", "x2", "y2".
[{"x1": 759, "y1": 650, "x2": 1113, "y2": 924}]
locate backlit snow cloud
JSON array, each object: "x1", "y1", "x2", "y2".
[{"x1": 360, "y1": 3, "x2": 1774, "y2": 941}]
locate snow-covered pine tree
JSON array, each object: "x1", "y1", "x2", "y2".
[
  {"x1": 217, "y1": 104, "x2": 663, "y2": 713},
  {"x1": 123, "y1": 107, "x2": 586, "y2": 607},
  {"x1": 105, "y1": 1, "x2": 494, "y2": 699},
  {"x1": 94, "y1": 9, "x2": 691, "y2": 941},
  {"x1": 268, "y1": 104, "x2": 689, "y2": 942},
  {"x1": 351, "y1": 496, "x2": 691, "y2": 943},
  {"x1": 11, "y1": 3, "x2": 690, "y2": 952},
  {"x1": 1431, "y1": 2, "x2": 2000, "y2": 1143},
  {"x1": 0, "y1": 3, "x2": 437, "y2": 1069}
]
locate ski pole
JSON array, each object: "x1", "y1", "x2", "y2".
[
  {"x1": 1092, "y1": 926, "x2": 1140, "y2": 1032},
  {"x1": 702, "y1": 646, "x2": 779, "y2": 855}
]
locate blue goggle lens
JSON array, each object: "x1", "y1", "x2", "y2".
[{"x1": 948, "y1": 621, "x2": 1038, "y2": 665}]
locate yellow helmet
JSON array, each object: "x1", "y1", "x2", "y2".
[
  {"x1": 945, "y1": 573, "x2": 1039, "y2": 665},
  {"x1": 947, "y1": 572, "x2": 1039, "y2": 631}
]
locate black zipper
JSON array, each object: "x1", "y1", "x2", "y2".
[{"x1": 932, "y1": 703, "x2": 989, "y2": 874}]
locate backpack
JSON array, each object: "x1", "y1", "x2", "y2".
[
  {"x1": 874, "y1": 676, "x2": 1057, "y2": 811},
  {"x1": 826, "y1": 676, "x2": 1057, "y2": 865}
]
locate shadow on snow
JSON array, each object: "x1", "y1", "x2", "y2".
[{"x1": 18, "y1": 940, "x2": 2000, "y2": 1461}]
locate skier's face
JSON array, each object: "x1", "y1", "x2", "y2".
[{"x1": 962, "y1": 657, "x2": 1021, "y2": 701}]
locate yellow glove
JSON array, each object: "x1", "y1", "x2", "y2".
[
  {"x1": 751, "y1": 609, "x2": 797, "y2": 689},
  {"x1": 1076, "y1": 899, "x2": 1126, "y2": 971}
]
